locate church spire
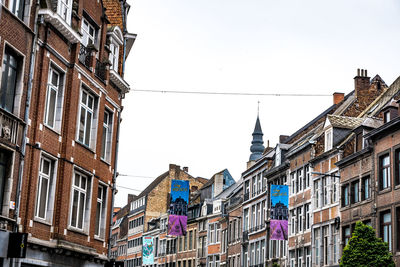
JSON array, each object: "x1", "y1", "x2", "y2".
[{"x1": 249, "y1": 115, "x2": 265, "y2": 161}]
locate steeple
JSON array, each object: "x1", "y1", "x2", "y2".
[{"x1": 249, "y1": 115, "x2": 265, "y2": 161}]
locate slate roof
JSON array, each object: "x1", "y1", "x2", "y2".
[{"x1": 327, "y1": 115, "x2": 364, "y2": 130}]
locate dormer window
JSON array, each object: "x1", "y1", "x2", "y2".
[
  {"x1": 324, "y1": 128, "x2": 333, "y2": 152},
  {"x1": 275, "y1": 146, "x2": 281, "y2": 167},
  {"x1": 57, "y1": 0, "x2": 72, "y2": 25},
  {"x1": 384, "y1": 111, "x2": 390, "y2": 123},
  {"x1": 107, "y1": 27, "x2": 124, "y2": 73}
]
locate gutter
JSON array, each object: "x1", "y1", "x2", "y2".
[
  {"x1": 14, "y1": 0, "x2": 40, "y2": 232},
  {"x1": 108, "y1": 107, "x2": 122, "y2": 259}
]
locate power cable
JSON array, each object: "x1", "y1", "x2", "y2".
[
  {"x1": 116, "y1": 185, "x2": 143, "y2": 192},
  {"x1": 132, "y1": 89, "x2": 331, "y2": 97},
  {"x1": 118, "y1": 173, "x2": 156, "y2": 179}
]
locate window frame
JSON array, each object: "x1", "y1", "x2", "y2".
[
  {"x1": 69, "y1": 169, "x2": 92, "y2": 233},
  {"x1": 379, "y1": 153, "x2": 391, "y2": 190},
  {"x1": 76, "y1": 85, "x2": 99, "y2": 150},
  {"x1": 101, "y1": 108, "x2": 113, "y2": 163},
  {"x1": 44, "y1": 63, "x2": 65, "y2": 132},
  {"x1": 8, "y1": 0, "x2": 25, "y2": 20},
  {"x1": 380, "y1": 210, "x2": 392, "y2": 251},
  {"x1": 324, "y1": 127, "x2": 333, "y2": 151},
  {"x1": 57, "y1": 0, "x2": 73, "y2": 25},
  {"x1": 94, "y1": 183, "x2": 107, "y2": 239}
]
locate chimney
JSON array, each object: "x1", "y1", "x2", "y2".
[
  {"x1": 354, "y1": 68, "x2": 370, "y2": 98},
  {"x1": 279, "y1": 135, "x2": 289, "y2": 143},
  {"x1": 183, "y1": 167, "x2": 189, "y2": 172},
  {"x1": 333, "y1": 92, "x2": 344, "y2": 105}
]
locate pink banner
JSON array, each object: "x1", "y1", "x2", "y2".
[{"x1": 270, "y1": 219, "x2": 288, "y2": 240}]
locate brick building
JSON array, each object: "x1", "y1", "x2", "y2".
[
  {"x1": 0, "y1": 0, "x2": 35, "y2": 265},
  {"x1": 2, "y1": 0, "x2": 136, "y2": 266},
  {"x1": 112, "y1": 164, "x2": 208, "y2": 267}
]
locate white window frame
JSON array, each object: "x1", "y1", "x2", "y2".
[
  {"x1": 325, "y1": 128, "x2": 333, "y2": 151},
  {"x1": 81, "y1": 18, "x2": 96, "y2": 47},
  {"x1": 34, "y1": 155, "x2": 57, "y2": 223},
  {"x1": 77, "y1": 86, "x2": 98, "y2": 149},
  {"x1": 109, "y1": 40, "x2": 119, "y2": 72},
  {"x1": 44, "y1": 64, "x2": 65, "y2": 131},
  {"x1": 57, "y1": 0, "x2": 72, "y2": 25},
  {"x1": 69, "y1": 170, "x2": 92, "y2": 232},
  {"x1": 101, "y1": 109, "x2": 113, "y2": 162},
  {"x1": 95, "y1": 183, "x2": 107, "y2": 239}
]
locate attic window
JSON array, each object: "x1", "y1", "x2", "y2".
[
  {"x1": 384, "y1": 111, "x2": 390, "y2": 123},
  {"x1": 324, "y1": 128, "x2": 333, "y2": 152}
]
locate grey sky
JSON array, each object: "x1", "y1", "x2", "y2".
[{"x1": 115, "y1": 0, "x2": 400, "y2": 207}]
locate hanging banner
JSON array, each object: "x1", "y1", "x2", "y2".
[
  {"x1": 168, "y1": 180, "x2": 189, "y2": 236},
  {"x1": 270, "y1": 185, "x2": 289, "y2": 240},
  {"x1": 142, "y1": 236, "x2": 154, "y2": 265}
]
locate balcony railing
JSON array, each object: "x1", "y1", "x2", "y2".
[
  {"x1": 0, "y1": 109, "x2": 23, "y2": 145},
  {"x1": 95, "y1": 59, "x2": 107, "y2": 83},
  {"x1": 79, "y1": 45, "x2": 92, "y2": 70}
]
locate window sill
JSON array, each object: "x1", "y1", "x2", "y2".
[
  {"x1": 44, "y1": 124, "x2": 61, "y2": 136},
  {"x1": 33, "y1": 217, "x2": 52, "y2": 226},
  {"x1": 394, "y1": 184, "x2": 400, "y2": 190},
  {"x1": 100, "y1": 157, "x2": 111, "y2": 166},
  {"x1": 378, "y1": 188, "x2": 392, "y2": 195},
  {"x1": 94, "y1": 235, "x2": 105, "y2": 242},
  {"x1": 67, "y1": 226, "x2": 89, "y2": 236},
  {"x1": 75, "y1": 140, "x2": 95, "y2": 154}
]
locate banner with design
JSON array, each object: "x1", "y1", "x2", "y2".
[
  {"x1": 168, "y1": 180, "x2": 189, "y2": 236},
  {"x1": 270, "y1": 185, "x2": 289, "y2": 240},
  {"x1": 142, "y1": 236, "x2": 154, "y2": 265}
]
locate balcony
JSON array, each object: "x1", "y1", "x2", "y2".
[
  {"x1": 109, "y1": 69, "x2": 130, "y2": 94},
  {"x1": 38, "y1": 9, "x2": 81, "y2": 44},
  {"x1": 79, "y1": 45, "x2": 93, "y2": 70},
  {"x1": 95, "y1": 59, "x2": 107, "y2": 83},
  {"x1": 0, "y1": 109, "x2": 24, "y2": 145}
]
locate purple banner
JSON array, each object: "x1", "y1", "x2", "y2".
[
  {"x1": 270, "y1": 220, "x2": 288, "y2": 240},
  {"x1": 168, "y1": 215, "x2": 187, "y2": 236}
]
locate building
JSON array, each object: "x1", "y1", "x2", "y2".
[
  {"x1": 2, "y1": 0, "x2": 136, "y2": 266},
  {"x1": 0, "y1": 0, "x2": 36, "y2": 265},
  {"x1": 112, "y1": 164, "x2": 208, "y2": 267}
]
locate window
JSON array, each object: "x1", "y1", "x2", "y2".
[
  {"x1": 351, "y1": 180, "x2": 359, "y2": 204},
  {"x1": 342, "y1": 184, "x2": 349, "y2": 207},
  {"x1": 35, "y1": 156, "x2": 56, "y2": 221},
  {"x1": 44, "y1": 66, "x2": 64, "y2": 130},
  {"x1": 305, "y1": 247, "x2": 311, "y2": 267},
  {"x1": 355, "y1": 132, "x2": 363, "y2": 152},
  {"x1": 189, "y1": 230, "x2": 193, "y2": 250},
  {"x1": 297, "y1": 206, "x2": 303, "y2": 232},
  {"x1": 323, "y1": 226, "x2": 329, "y2": 265},
  {"x1": 290, "y1": 209, "x2": 295, "y2": 235},
  {"x1": 325, "y1": 128, "x2": 333, "y2": 151},
  {"x1": 314, "y1": 228, "x2": 320, "y2": 265},
  {"x1": 57, "y1": 0, "x2": 73, "y2": 24},
  {"x1": 381, "y1": 211, "x2": 392, "y2": 251},
  {"x1": 332, "y1": 226, "x2": 339, "y2": 264},
  {"x1": 81, "y1": 18, "x2": 96, "y2": 47},
  {"x1": 9, "y1": 0, "x2": 25, "y2": 20},
  {"x1": 297, "y1": 168, "x2": 303, "y2": 192},
  {"x1": 70, "y1": 171, "x2": 91, "y2": 230},
  {"x1": 396, "y1": 207, "x2": 400, "y2": 252},
  {"x1": 1, "y1": 48, "x2": 20, "y2": 113},
  {"x1": 331, "y1": 174, "x2": 338, "y2": 203},
  {"x1": 343, "y1": 226, "x2": 351, "y2": 246},
  {"x1": 384, "y1": 111, "x2": 390, "y2": 123},
  {"x1": 101, "y1": 110, "x2": 113, "y2": 162},
  {"x1": 395, "y1": 149, "x2": 400, "y2": 186},
  {"x1": 380, "y1": 154, "x2": 391, "y2": 190},
  {"x1": 322, "y1": 176, "x2": 329, "y2": 206},
  {"x1": 290, "y1": 172, "x2": 296, "y2": 195},
  {"x1": 77, "y1": 88, "x2": 98, "y2": 148},
  {"x1": 109, "y1": 41, "x2": 120, "y2": 72},
  {"x1": 314, "y1": 180, "x2": 320, "y2": 208},
  {"x1": 95, "y1": 184, "x2": 107, "y2": 238},
  {"x1": 361, "y1": 176, "x2": 370, "y2": 200},
  {"x1": 305, "y1": 203, "x2": 310, "y2": 230}
]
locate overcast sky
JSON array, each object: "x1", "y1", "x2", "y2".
[{"x1": 114, "y1": 0, "x2": 400, "y2": 207}]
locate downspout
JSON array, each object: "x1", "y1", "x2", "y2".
[
  {"x1": 14, "y1": 0, "x2": 40, "y2": 233},
  {"x1": 108, "y1": 106, "x2": 122, "y2": 259}
]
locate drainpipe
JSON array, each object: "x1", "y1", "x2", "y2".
[
  {"x1": 14, "y1": 0, "x2": 40, "y2": 233},
  {"x1": 108, "y1": 106, "x2": 122, "y2": 259}
]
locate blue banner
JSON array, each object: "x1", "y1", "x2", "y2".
[
  {"x1": 270, "y1": 185, "x2": 289, "y2": 240},
  {"x1": 168, "y1": 180, "x2": 189, "y2": 236}
]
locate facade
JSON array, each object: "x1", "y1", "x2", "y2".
[
  {"x1": 1, "y1": 0, "x2": 135, "y2": 266},
  {"x1": 112, "y1": 164, "x2": 208, "y2": 267},
  {"x1": 0, "y1": 0, "x2": 35, "y2": 265}
]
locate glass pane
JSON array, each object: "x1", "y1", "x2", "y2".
[
  {"x1": 88, "y1": 95, "x2": 93, "y2": 109},
  {"x1": 95, "y1": 202, "x2": 101, "y2": 235},
  {"x1": 78, "y1": 192, "x2": 85, "y2": 229},
  {"x1": 47, "y1": 88, "x2": 57, "y2": 127},
  {"x1": 79, "y1": 107, "x2": 86, "y2": 142},
  {"x1": 383, "y1": 213, "x2": 391, "y2": 223},
  {"x1": 51, "y1": 71, "x2": 59, "y2": 87},
  {"x1": 71, "y1": 190, "x2": 79, "y2": 227},
  {"x1": 38, "y1": 177, "x2": 49, "y2": 218},
  {"x1": 74, "y1": 174, "x2": 80, "y2": 186},
  {"x1": 85, "y1": 112, "x2": 92, "y2": 146},
  {"x1": 81, "y1": 176, "x2": 86, "y2": 190},
  {"x1": 81, "y1": 91, "x2": 87, "y2": 105},
  {"x1": 41, "y1": 159, "x2": 50, "y2": 175},
  {"x1": 5, "y1": 62, "x2": 17, "y2": 112},
  {"x1": 101, "y1": 126, "x2": 106, "y2": 159}
]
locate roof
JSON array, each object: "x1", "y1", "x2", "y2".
[
  {"x1": 327, "y1": 115, "x2": 364, "y2": 130},
  {"x1": 137, "y1": 171, "x2": 169, "y2": 198},
  {"x1": 202, "y1": 169, "x2": 226, "y2": 189}
]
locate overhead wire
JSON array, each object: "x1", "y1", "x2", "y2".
[{"x1": 132, "y1": 89, "x2": 331, "y2": 97}]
